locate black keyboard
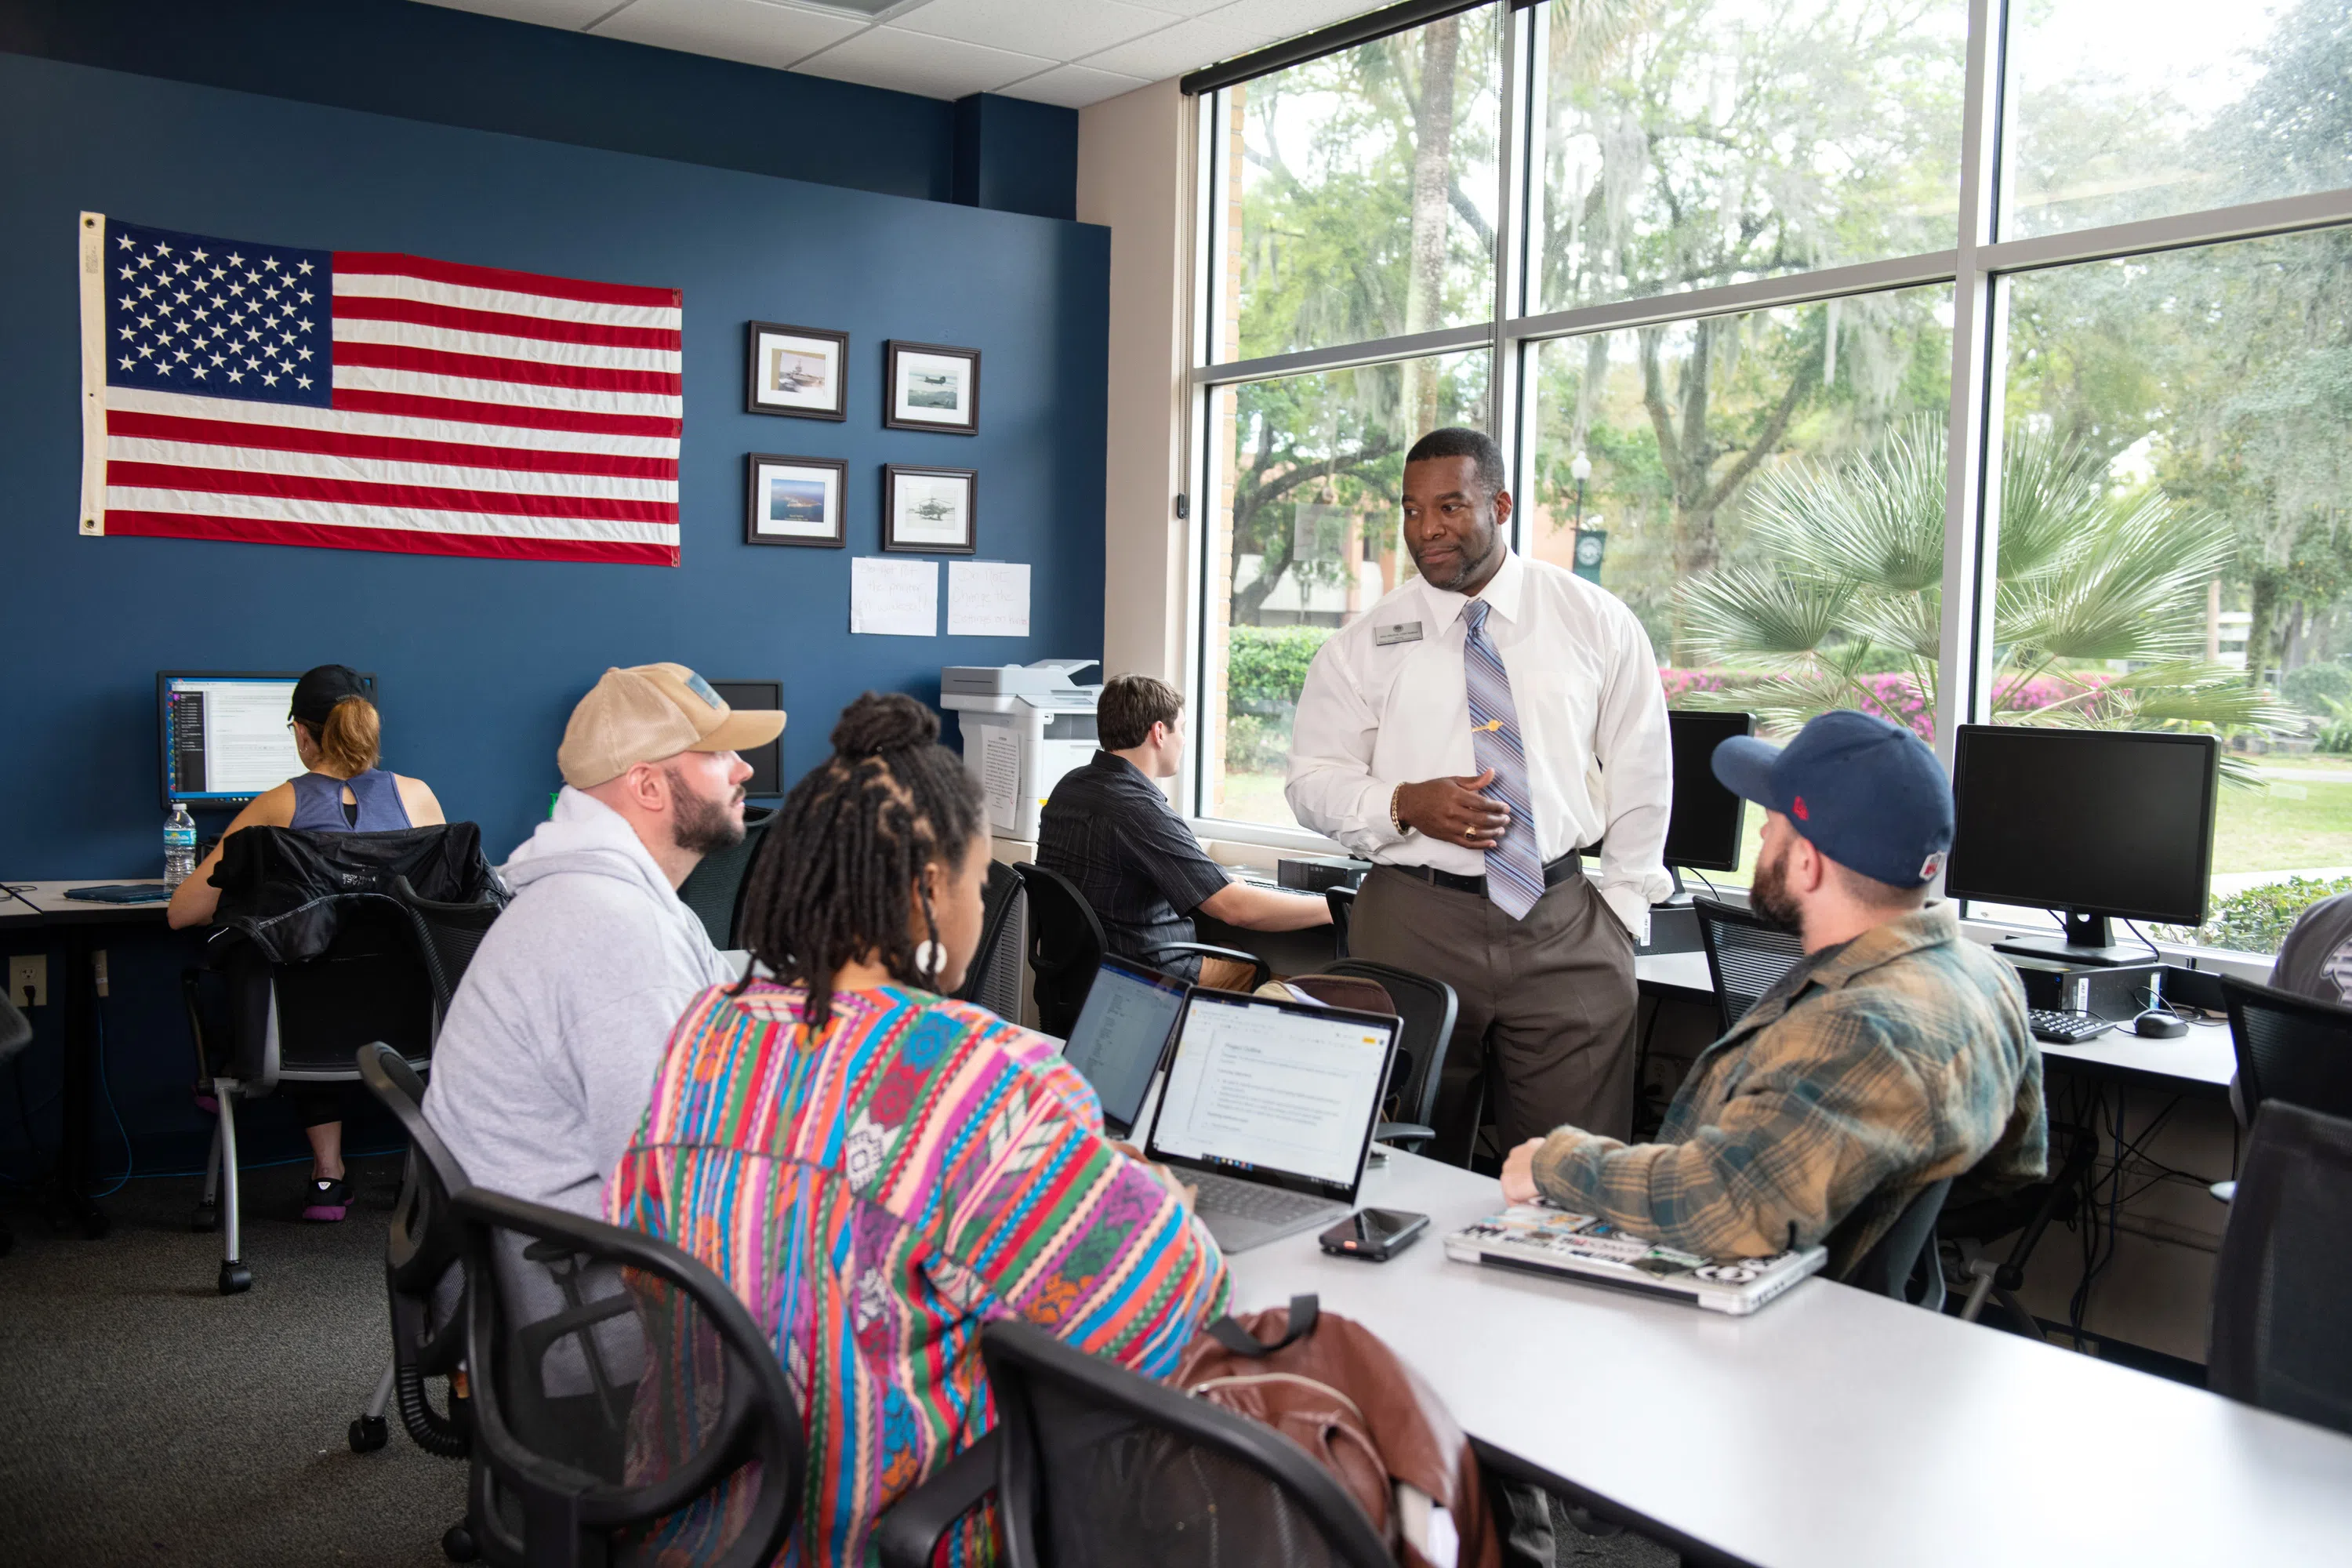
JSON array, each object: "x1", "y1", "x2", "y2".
[
  {"x1": 2029, "y1": 1008, "x2": 2113, "y2": 1044},
  {"x1": 1193, "y1": 1171, "x2": 1334, "y2": 1225}
]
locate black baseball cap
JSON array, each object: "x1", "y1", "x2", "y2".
[
  {"x1": 1710, "y1": 710, "x2": 1955, "y2": 888},
  {"x1": 289, "y1": 664, "x2": 371, "y2": 728}
]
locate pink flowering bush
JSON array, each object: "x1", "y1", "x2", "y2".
[{"x1": 1660, "y1": 665, "x2": 2111, "y2": 743}]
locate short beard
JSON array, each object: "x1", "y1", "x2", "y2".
[
  {"x1": 666, "y1": 766, "x2": 746, "y2": 857},
  {"x1": 1748, "y1": 840, "x2": 1803, "y2": 934}
]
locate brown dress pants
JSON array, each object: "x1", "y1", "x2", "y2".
[{"x1": 1351, "y1": 865, "x2": 1639, "y2": 1147}]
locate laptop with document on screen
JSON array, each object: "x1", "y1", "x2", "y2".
[
  {"x1": 1143, "y1": 989, "x2": 1399, "y2": 1254},
  {"x1": 1058, "y1": 955, "x2": 1191, "y2": 1138}
]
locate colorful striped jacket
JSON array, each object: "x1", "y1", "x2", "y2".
[
  {"x1": 1529, "y1": 905, "x2": 2045, "y2": 1277},
  {"x1": 606, "y1": 979, "x2": 1230, "y2": 1566}
]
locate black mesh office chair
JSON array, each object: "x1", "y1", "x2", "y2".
[
  {"x1": 1693, "y1": 896, "x2": 1806, "y2": 1036},
  {"x1": 352, "y1": 1044, "x2": 480, "y2": 1556},
  {"x1": 1315, "y1": 959, "x2": 1460, "y2": 1161},
  {"x1": 1013, "y1": 862, "x2": 1269, "y2": 1037},
  {"x1": 191, "y1": 898, "x2": 439, "y2": 1294},
  {"x1": 390, "y1": 874, "x2": 505, "y2": 1040},
  {"x1": 676, "y1": 804, "x2": 776, "y2": 951},
  {"x1": 2208, "y1": 1101, "x2": 2352, "y2": 1437},
  {"x1": 1837, "y1": 1176, "x2": 1951, "y2": 1310},
  {"x1": 452, "y1": 1185, "x2": 805, "y2": 1568},
  {"x1": 953, "y1": 859, "x2": 1027, "y2": 1022},
  {"x1": 0, "y1": 993, "x2": 30, "y2": 1258},
  {"x1": 2221, "y1": 974, "x2": 2352, "y2": 1120},
  {"x1": 873, "y1": 1320, "x2": 1392, "y2": 1568},
  {"x1": 1325, "y1": 885, "x2": 1356, "y2": 960}
]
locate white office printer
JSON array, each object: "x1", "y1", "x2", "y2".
[{"x1": 939, "y1": 659, "x2": 1103, "y2": 840}]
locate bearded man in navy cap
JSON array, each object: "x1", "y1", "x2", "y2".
[{"x1": 1501, "y1": 710, "x2": 2046, "y2": 1279}]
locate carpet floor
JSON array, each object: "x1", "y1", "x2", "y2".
[{"x1": 0, "y1": 1154, "x2": 465, "y2": 1566}]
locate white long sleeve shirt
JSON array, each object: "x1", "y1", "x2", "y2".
[{"x1": 1283, "y1": 550, "x2": 1675, "y2": 940}]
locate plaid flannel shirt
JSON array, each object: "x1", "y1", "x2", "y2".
[{"x1": 1530, "y1": 904, "x2": 2046, "y2": 1278}]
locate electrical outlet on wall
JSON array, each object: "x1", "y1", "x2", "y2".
[{"x1": 9, "y1": 954, "x2": 48, "y2": 1007}]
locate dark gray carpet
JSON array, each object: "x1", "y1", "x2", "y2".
[{"x1": 0, "y1": 1154, "x2": 465, "y2": 1566}]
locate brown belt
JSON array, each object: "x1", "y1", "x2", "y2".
[{"x1": 1391, "y1": 850, "x2": 1586, "y2": 899}]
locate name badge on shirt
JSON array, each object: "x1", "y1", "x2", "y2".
[{"x1": 1374, "y1": 620, "x2": 1424, "y2": 647}]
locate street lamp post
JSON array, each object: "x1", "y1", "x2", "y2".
[{"x1": 1570, "y1": 449, "x2": 1591, "y2": 524}]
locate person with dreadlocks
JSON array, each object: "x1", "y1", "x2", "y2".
[{"x1": 607, "y1": 691, "x2": 1229, "y2": 1567}]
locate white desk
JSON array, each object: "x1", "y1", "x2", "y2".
[
  {"x1": 1632, "y1": 952, "x2": 2238, "y2": 1095},
  {"x1": 1229, "y1": 1150, "x2": 2352, "y2": 1568}
]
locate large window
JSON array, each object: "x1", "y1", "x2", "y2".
[{"x1": 1191, "y1": 0, "x2": 2352, "y2": 954}]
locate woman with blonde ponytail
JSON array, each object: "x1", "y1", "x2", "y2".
[{"x1": 168, "y1": 664, "x2": 445, "y2": 1218}]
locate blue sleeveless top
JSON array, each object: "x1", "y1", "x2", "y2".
[{"x1": 289, "y1": 768, "x2": 412, "y2": 833}]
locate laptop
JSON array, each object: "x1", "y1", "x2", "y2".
[
  {"x1": 1058, "y1": 956, "x2": 1192, "y2": 1138},
  {"x1": 1443, "y1": 1207, "x2": 1827, "y2": 1316},
  {"x1": 1143, "y1": 988, "x2": 1400, "y2": 1254}
]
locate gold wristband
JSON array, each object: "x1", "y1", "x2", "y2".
[{"x1": 1389, "y1": 785, "x2": 1407, "y2": 837}]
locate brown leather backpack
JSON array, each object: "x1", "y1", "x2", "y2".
[{"x1": 1176, "y1": 1294, "x2": 1502, "y2": 1568}]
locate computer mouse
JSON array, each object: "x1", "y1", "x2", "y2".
[{"x1": 2132, "y1": 1008, "x2": 2188, "y2": 1040}]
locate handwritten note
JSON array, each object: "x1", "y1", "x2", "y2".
[
  {"x1": 851, "y1": 557, "x2": 938, "y2": 637},
  {"x1": 947, "y1": 561, "x2": 1031, "y2": 638}
]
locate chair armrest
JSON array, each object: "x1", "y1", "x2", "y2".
[
  {"x1": 873, "y1": 1429, "x2": 1000, "y2": 1568},
  {"x1": 1376, "y1": 1122, "x2": 1435, "y2": 1150},
  {"x1": 1138, "y1": 942, "x2": 1271, "y2": 991}
]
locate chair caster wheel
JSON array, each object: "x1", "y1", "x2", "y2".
[
  {"x1": 218, "y1": 1261, "x2": 252, "y2": 1294},
  {"x1": 349, "y1": 1414, "x2": 389, "y2": 1453},
  {"x1": 442, "y1": 1523, "x2": 480, "y2": 1561},
  {"x1": 192, "y1": 1204, "x2": 219, "y2": 1233}
]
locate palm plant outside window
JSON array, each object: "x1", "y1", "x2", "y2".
[{"x1": 1192, "y1": 0, "x2": 2352, "y2": 953}]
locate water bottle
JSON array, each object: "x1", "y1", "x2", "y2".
[{"x1": 164, "y1": 803, "x2": 198, "y2": 888}]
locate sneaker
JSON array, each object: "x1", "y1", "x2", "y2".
[{"x1": 303, "y1": 1177, "x2": 350, "y2": 1222}]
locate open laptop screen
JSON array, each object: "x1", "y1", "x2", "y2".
[
  {"x1": 1148, "y1": 991, "x2": 1396, "y2": 1200},
  {"x1": 1059, "y1": 957, "x2": 1188, "y2": 1134}
]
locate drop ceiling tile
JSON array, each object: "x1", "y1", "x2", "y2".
[
  {"x1": 999, "y1": 62, "x2": 1156, "y2": 108},
  {"x1": 590, "y1": 0, "x2": 863, "y2": 71},
  {"x1": 1078, "y1": 10, "x2": 1275, "y2": 79},
  {"x1": 1197, "y1": 0, "x2": 1387, "y2": 41},
  {"x1": 892, "y1": 0, "x2": 1175, "y2": 61},
  {"x1": 412, "y1": 0, "x2": 621, "y2": 24},
  {"x1": 793, "y1": 25, "x2": 1056, "y2": 100}
]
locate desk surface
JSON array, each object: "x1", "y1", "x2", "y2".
[
  {"x1": 0, "y1": 880, "x2": 175, "y2": 925},
  {"x1": 1632, "y1": 951, "x2": 2238, "y2": 1094},
  {"x1": 1230, "y1": 1151, "x2": 2352, "y2": 1568}
]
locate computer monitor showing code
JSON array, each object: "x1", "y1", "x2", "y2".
[{"x1": 158, "y1": 671, "x2": 372, "y2": 808}]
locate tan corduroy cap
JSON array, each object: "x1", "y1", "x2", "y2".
[{"x1": 557, "y1": 663, "x2": 786, "y2": 789}]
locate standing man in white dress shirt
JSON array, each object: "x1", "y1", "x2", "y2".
[{"x1": 1286, "y1": 427, "x2": 1673, "y2": 1145}]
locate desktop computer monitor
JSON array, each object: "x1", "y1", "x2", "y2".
[
  {"x1": 707, "y1": 680, "x2": 784, "y2": 797},
  {"x1": 158, "y1": 670, "x2": 375, "y2": 809},
  {"x1": 1944, "y1": 724, "x2": 2217, "y2": 967},
  {"x1": 1662, "y1": 710, "x2": 1753, "y2": 876}
]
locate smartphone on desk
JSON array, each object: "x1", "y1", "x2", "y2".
[{"x1": 1319, "y1": 1207, "x2": 1430, "y2": 1261}]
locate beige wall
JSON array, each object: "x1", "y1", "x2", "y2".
[{"x1": 1077, "y1": 80, "x2": 1192, "y2": 691}]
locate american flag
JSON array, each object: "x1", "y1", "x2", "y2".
[{"x1": 78, "y1": 214, "x2": 682, "y2": 566}]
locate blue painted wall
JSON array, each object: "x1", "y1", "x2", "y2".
[{"x1": 0, "y1": 49, "x2": 1107, "y2": 1173}]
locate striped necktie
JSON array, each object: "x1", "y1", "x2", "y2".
[{"x1": 1461, "y1": 598, "x2": 1543, "y2": 920}]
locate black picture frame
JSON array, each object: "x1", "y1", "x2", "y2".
[
  {"x1": 745, "y1": 321, "x2": 848, "y2": 420},
  {"x1": 881, "y1": 464, "x2": 978, "y2": 555},
  {"x1": 883, "y1": 339, "x2": 980, "y2": 434},
  {"x1": 744, "y1": 453, "x2": 848, "y2": 548}
]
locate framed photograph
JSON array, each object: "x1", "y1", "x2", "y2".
[
  {"x1": 884, "y1": 339, "x2": 980, "y2": 434},
  {"x1": 882, "y1": 464, "x2": 977, "y2": 554},
  {"x1": 746, "y1": 321, "x2": 848, "y2": 420},
  {"x1": 745, "y1": 454, "x2": 848, "y2": 547}
]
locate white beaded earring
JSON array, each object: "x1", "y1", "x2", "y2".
[{"x1": 914, "y1": 940, "x2": 947, "y2": 985}]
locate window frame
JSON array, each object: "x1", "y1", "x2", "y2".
[{"x1": 1180, "y1": 0, "x2": 2352, "y2": 885}]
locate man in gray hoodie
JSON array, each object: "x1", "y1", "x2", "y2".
[{"x1": 423, "y1": 663, "x2": 785, "y2": 1218}]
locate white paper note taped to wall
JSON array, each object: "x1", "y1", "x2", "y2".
[
  {"x1": 851, "y1": 557, "x2": 939, "y2": 637},
  {"x1": 947, "y1": 561, "x2": 1031, "y2": 637}
]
